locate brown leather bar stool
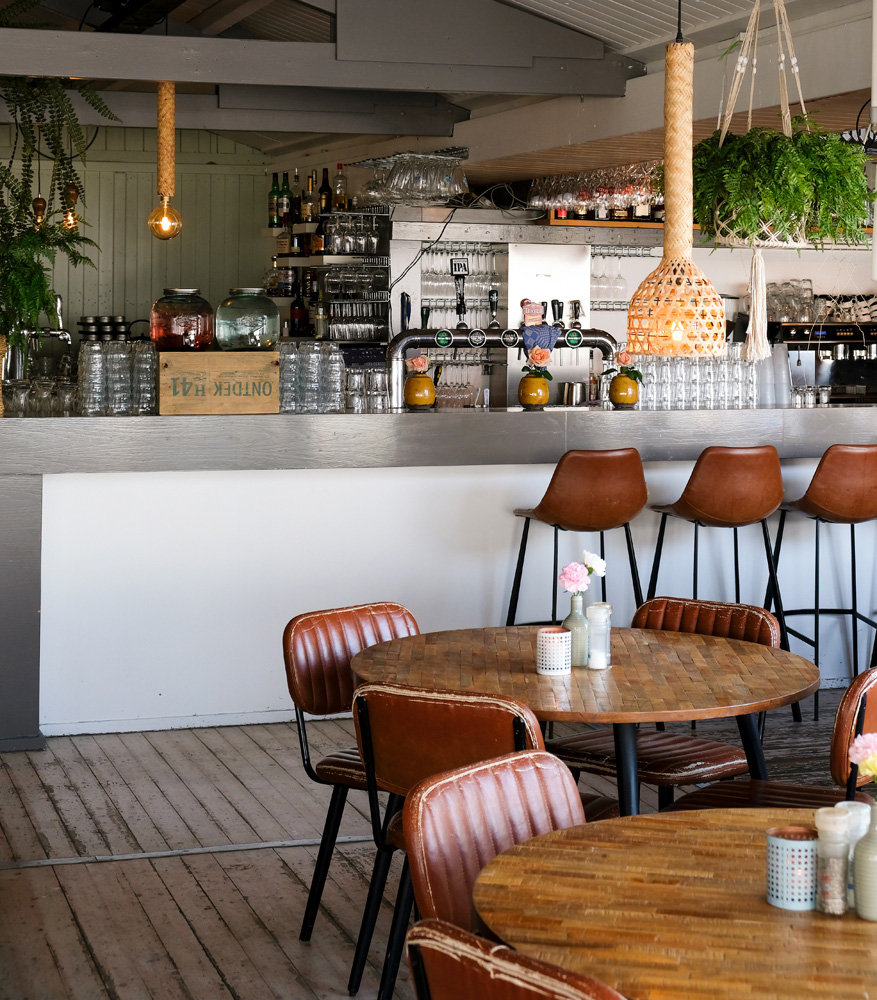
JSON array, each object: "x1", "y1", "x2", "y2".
[
  {"x1": 506, "y1": 448, "x2": 648, "y2": 626},
  {"x1": 765, "y1": 444, "x2": 877, "y2": 720},
  {"x1": 645, "y1": 445, "x2": 797, "y2": 719}
]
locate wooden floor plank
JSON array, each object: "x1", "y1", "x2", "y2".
[
  {"x1": 91, "y1": 733, "x2": 194, "y2": 853},
  {"x1": 0, "y1": 763, "x2": 34, "y2": 863},
  {"x1": 70, "y1": 734, "x2": 171, "y2": 856},
  {"x1": 117, "y1": 731, "x2": 228, "y2": 849},
  {"x1": 1, "y1": 752, "x2": 76, "y2": 860},
  {"x1": 141, "y1": 730, "x2": 261, "y2": 846}
]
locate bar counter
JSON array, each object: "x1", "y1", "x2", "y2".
[
  {"x1": 0, "y1": 404, "x2": 875, "y2": 475},
  {"x1": 3, "y1": 405, "x2": 875, "y2": 751}
]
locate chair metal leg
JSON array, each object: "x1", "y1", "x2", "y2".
[
  {"x1": 300, "y1": 783, "x2": 349, "y2": 941},
  {"x1": 647, "y1": 514, "x2": 668, "y2": 601},
  {"x1": 600, "y1": 531, "x2": 607, "y2": 602},
  {"x1": 376, "y1": 857, "x2": 415, "y2": 1000},
  {"x1": 505, "y1": 517, "x2": 530, "y2": 626},
  {"x1": 657, "y1": 786, "x2": 675, "y2": 810},
  {"x1": 692, "y1": 523, "x2": 699, "y2": 599},
  {"x1": 552, "y1": 525, "x2": 559, "y2": 624},
  {"x1": 813, "y1": 519, "x2": 821, "y2": 721},
  {"x1": 763, "y1": 509, "x2": 786, "y2": 612},
  {"x1": 624, "y1": 521, "x2": 644, "y2": 608},
  {"x1": 348, "y1": 791, "x2": 403, "y2": 996}
]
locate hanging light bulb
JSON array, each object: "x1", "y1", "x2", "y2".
[
  {"x1": 63, "y1": 182, "x2": 79, "y2": 230},
  {"x1": 32, "y1": 195, "x2": 47, "y2": 227},
  {"x1": 148, "y1": 195, "x2": 183, "y2": 239},
  {"x1": 149, "y1": 81, "x2": 182, "y2": 240}
]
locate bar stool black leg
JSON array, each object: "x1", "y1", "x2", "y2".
[
  {"x1": 551, "y1": 525, "x2": 559, "y2": 624},
  {"x1": 763, "y1": 509, "x2": 786, "y2": 612},
  {"x1": 733, "y1": 527, "x2": 741, "y2": 604},
  {"x1": 505, "y1": 518, "x2": 530, "y2": 626},
  {"x1": 760, "y1": 518, "x2": 802, "y2": 723},
  {"x1": 647, "y1": 514, "x2": 668, "y2": 601},
  {"x1": 624, "y1": 522, "x2": 643, "y2": 608},
  {"x1": 692, "y1": 523, "x2": 699, "y2": 599},
  {"x1": 599, "y1": 531, "x2": 607, "y2": 602},
  {"x1": 850, "y1": 523, "x2": 860, "y2": 678},
  {"x1": 813, "y1": 519, "x2": 821, "y2": 721}
]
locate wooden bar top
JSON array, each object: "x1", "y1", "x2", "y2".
[
  {"x1": 352, "y1": 626, "x2": 819, "y2": 723},
  {"x1": 473, "y1": 807, "x2": 876, "y2": 1000}
]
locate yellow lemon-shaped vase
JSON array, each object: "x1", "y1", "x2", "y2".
[
  {"x1": 608, "y1": 374, "x2": 638, "y2": 409},
  {"x1": 404, "y1": 372, "x2": 436, "y2": 410}
]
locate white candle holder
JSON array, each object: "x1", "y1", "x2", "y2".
[
  {"x1": 536, "y1": 627, "x2": 571, "y2": 675},
  {"x1": 766, "y1": 825, "x2": 818, "y2": 910}
]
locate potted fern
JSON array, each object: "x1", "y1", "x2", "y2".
[
  {"x1": 692, "y1": 117, "x2": 872, "y2": 249},
  {"x1": 0, "y1": 68, "x2": 117, "y2": 375}
]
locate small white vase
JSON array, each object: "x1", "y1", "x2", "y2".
[
  {"x1": 853, "y1": 801, "x2": 877, "y2": 920},
  {"x1": 561, "y1": 593, "x2": 588, "y2": 667}
]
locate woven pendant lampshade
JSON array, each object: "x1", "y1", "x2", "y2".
[{"x1": 627, "y1": 42, "x2": 725, "y2": 356}]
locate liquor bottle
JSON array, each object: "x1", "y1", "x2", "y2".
[
  {"x1": 301, "y1": 174, "x2": 315, "y2": 222},
  {"x1": 278, "y1": 171, "x2": 291, "y2": 226},
  {"x1": 311, "y1": 215, "x2": 325, "y2": 254},
  {"x1": 289, "y1": 283, "x2": 308, "y2": 335},
  {"x1": 291, "y1": 167, "x2": 301, "y2": 224},
  {"x1": 318, "y1": 168, "x2": 332, "y2": 215},
  {"x1": 268, "y1": 172, "x2": 281, "y2": 228},
  {"x1": 332, "y1": 163, "x2": 347, "y2": 212}
]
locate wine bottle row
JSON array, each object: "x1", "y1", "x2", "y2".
[{"x1": 268, "y1": 164, "x2": 348, "y2": 228}]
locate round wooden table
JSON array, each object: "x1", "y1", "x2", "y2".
[
  {"x1": 352, "y1": 626, "x2": 820, "y2": 814},
  {"x1": 473, "y1": 808, "x2": 874, "y2": 1000}
]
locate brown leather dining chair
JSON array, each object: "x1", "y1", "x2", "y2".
[
  {"x1": 506, "y1": 448, "x2": 648, "y2": 626},
  {"x1": 404, "y1": 750, "x2": 585, "y2": 933},
  {"x1": 664, "y1": 664, "x2": 877, "y2": 811},
  {"x1": 350, "y1": 683, "x2": 544, "y2": 1000},
  {"x1": 281, "y1": 602, "x2": 419, "y2": 949},
  {"x1": 407, "y1": 919, "x2": 625, "y2": 1000},
  {"x1": 545, "y1": 597, "x2": 776, "y2": 808}
]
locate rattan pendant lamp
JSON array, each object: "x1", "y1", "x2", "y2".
[{"x1": 626, "y1": 4, "x2": 725, "y2": 356}]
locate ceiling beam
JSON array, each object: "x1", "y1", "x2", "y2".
[
  {"x1": 189, "y1": 0, "x2": 275, "y2": 36},
  {"x1": 0, "y1": 89, "x2": 469, "y2": 136},
  {"x1": 0, "y1": 29, "x2": 642, "y2": 94}
]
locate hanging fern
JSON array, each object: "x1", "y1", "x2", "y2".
[
  {"x1": 692, "y1": 116, "x2": 873, "y2": 248},
  {"x1": 0, "y1": 67, "x2": 119, "y2": 349}
]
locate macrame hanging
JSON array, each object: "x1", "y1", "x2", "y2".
[
  {"x1": 627, "y1": 28, "x2": 725, "y2": 356},
  {"x1": 712, "y1": 0, "x2": 809, "y2": 361}
]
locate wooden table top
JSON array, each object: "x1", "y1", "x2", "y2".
[
  {"x1": 352, "y1": 626, "x2": 819, "y2": 723},
  {"x1": 473, "y1": 808, "x2": 875, "y2": 1000}
]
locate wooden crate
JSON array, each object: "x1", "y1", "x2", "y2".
[{"x1": 158, "y1": 352, "x2": 280, "y2": 415}]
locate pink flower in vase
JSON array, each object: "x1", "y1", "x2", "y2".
[
  {"x1": 406, "y1": 355, "x2": 430, "y2": 373},
  {"x1": 559, "y1": 562, "x2": 592, "y2": 595}
]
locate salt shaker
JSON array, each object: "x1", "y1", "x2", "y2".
[
  {"x1": 815, "y1": 807, "x2": 849, "y2": 915},
  {"x1": 834, "y1": 800, "x2": 872, "y2": 908},
  {"x1": 585, "y1": 602, "x2": 612, "y2": 670}
]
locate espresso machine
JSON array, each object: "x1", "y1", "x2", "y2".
[{"x1": 780, "y1": 320, "x2": 877, "y2": 403}]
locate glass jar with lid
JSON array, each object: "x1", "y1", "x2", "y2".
[
  {"x1": 150, "y1": 288, "x2": 214, "y2": 351},
  {"x1": 215, "y1": 288, "x2": 280, "y2": 351}
]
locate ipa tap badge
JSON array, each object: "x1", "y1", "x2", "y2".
[{"x1": 521, "y1": 299, "x2": 544, "y2": 327}]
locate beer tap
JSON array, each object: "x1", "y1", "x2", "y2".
[
  {"x1": 570, "y1": 300, "x2": 583, "y2": 329},
  {"x1": 454, "y1": 274, "x2": 468, "y2": 329},
  {"x1": 488, "y1": 289, "x2": 500, "y2": 328},
  {"x1": 551, "y1": 299, "x2": 565, "y2": 329},
  {"x1": 421, "y1": 304, "x2": 430, "y2": 329}
]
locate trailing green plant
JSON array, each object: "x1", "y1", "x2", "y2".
[
  {"x1": 692, "y1": 116, "x2": 873, "y2": 248},
  {"x1": 0, "y1": 0, "x2": 118, "y2": 351}
]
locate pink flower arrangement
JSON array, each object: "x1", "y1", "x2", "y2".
[
  {"x1": 849, "y1": 732, "x2": 877, "y2": 782},
  {"x1": 406, "y1": 355, "x2": 430, "y2": 373},
  {"x1": 558, "y1": 550, "x2": 607, "y2": 595},
  {"x1": 521, "y1": 346, "x2": 553, "y2": 379}
]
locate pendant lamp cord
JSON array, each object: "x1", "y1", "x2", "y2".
[{"x1": 676, "y1": 0, "x2": 683, "y2": 42}]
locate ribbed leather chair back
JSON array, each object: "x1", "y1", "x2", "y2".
[
  {"x1": 407, "y1": 919, "x2": 625, "y2": 1000},
  {"x1": 353, "y1": 683, "x2": 543, "y2": 797},
  {"x1": 670, "y1": 445, "x2": 784, "y2": 528},
  {"x1": 527, "y1": 448, "x2": 647, "y2": 532},
  {"x1": 404, "y1": 750, "x2": 585, "y2": 933},
  {"x1": 283, "y1": 602, "x2": 419, "y2": 716},
  {"x1": 632, "y1": 597, "x2": 780, "y2": 647},
  {"x1": 829, "y1": 667, "x2": 877, "y2": 788},
  {"x1": 792, "y1": 444, "x2": 877, "y2": 523}
]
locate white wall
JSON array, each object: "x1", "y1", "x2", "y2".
[{"x1": 38, "y1": 459, "x2": 875, "y2": 735}]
